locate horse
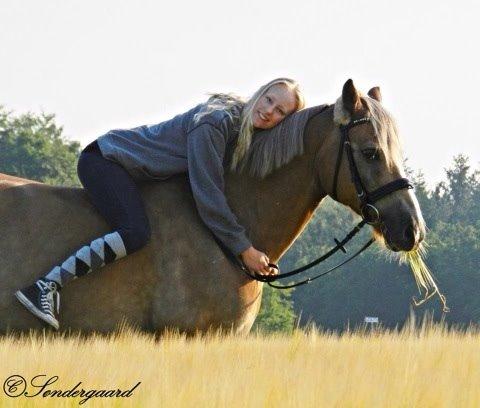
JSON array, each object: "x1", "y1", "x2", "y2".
[{"x1": 0, "y1": 79, "x2": 425, "y2": 335}]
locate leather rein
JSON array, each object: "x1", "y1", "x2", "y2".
[{"x1": 240, "y1": 115, "x2": 413, "y2": 289}]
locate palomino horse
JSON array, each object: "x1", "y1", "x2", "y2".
[{"x1": 0, "y1": 80, "x2": 425, "y2": 335}]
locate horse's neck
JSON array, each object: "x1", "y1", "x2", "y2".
[{"x1": 226, "y1": 110, "x2": 334, "y2": 261}]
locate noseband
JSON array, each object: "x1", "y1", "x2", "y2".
[
  {"x1": 332, "y1": 117, "x2": 413, "y2": 224},
  {"x1": 238, "y1": 114, "x2": 414, "y2": 288}
]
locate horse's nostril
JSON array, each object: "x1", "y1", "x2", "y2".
[{"x1": 403, "y1": 224, "x2": 416, "y2": 246}]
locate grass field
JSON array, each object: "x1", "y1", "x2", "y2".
[{"x1": 0, "y1": 319, "x2": 478, "y2": 407}]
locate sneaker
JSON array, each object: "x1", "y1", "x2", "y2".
[{"x1": 15, "y1": 279, "x2": 60, "y2": 330}]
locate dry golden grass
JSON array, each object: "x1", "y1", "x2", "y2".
[{"x1": 0, "y1": 319, "x2": 479, "y2": 407}]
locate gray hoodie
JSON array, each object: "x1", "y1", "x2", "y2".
[{"x1": 96, "y1": 103, "x2": 251, "y2": 256}]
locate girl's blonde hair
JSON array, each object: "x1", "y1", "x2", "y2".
[{"x1": 194, "y1": 78, "x2": 305, "y2": 172}]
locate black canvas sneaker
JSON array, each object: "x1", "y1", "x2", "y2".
[{"x1": 15, "y1": 279, "x2": 60, "y2": 330}]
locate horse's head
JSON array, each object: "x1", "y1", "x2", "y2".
[{"x1": 317, "y1": 79, "x2": 425, "y2": 252}]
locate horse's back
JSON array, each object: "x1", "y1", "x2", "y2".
[
  {"x1": 0, "y1": 173, "x2": 261, "y2": 335},
  {"x1": 0, "y1": 172, "x2": 42, "y2": 189}
]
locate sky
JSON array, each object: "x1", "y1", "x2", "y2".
[{"x1": 1, "y1": 0, "x2": 478, "y2": 187}]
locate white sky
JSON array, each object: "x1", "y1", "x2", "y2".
[{"x1": 1, "y1": 0, "x2": 479, "y2": 187}]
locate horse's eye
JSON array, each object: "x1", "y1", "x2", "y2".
[{"x1": 362, "y1": 148, "x2": 380, "y2": 161}]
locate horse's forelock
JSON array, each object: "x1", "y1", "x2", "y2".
[
  {"x1": 333, "y1": 95, "x2": 403, "y2": 171},
  {"x1": 362, "y1": 97, "x2": 404, "y2": 171}
]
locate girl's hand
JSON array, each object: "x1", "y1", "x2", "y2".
[{"x1": 240, "y1": 246, "x2": 278, "y2": 276}]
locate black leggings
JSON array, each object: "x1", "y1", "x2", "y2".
[{"x1": 77, "y1": 140, "x2": 151, "y2": 254}]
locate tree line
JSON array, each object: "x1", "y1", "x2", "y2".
[{"x1": 1, "y1": 107, "x2": 478, "y2": 332}]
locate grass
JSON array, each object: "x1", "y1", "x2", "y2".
[{"x1": 0, "y1": 318, "x2": 479, "y2": 407}]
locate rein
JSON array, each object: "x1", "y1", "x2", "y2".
[{"x1": 239, "y1": 115, "x2": 414, "y2": 289}]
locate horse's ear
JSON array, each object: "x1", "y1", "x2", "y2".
[
  {"x1": 342, "y1": 79, "x2": 362, "y2": 114},
  {"x1": 368, "y1": 86, "x2": 382, "y2": 102}
]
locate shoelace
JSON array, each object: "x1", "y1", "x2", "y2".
[{"x1": 36, "y1": 280, "x2": 60, "y2": 315}]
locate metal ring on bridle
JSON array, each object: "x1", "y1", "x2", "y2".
[{"x1": 361, "y1": 204, "x2": 381, "y2": 225}]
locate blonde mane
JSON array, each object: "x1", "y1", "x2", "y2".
[{"x1": 235, "y1": 105, "x2": 328, "y2": 178}]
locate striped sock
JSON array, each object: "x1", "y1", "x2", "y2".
[{"x1": 44, "y1": 231, "x2": 127, "y2": 287}]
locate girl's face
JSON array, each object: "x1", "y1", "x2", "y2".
[{"x1": 252, "y1": 84, "x2": 297, "y2": 129}]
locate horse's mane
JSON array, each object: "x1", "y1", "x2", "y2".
[
  {"x1": 237, "y1": 96, "x2": 403, "y2": 179},
  {"x1": 237, "y1": 105, "x2": 329, "y2": 178}
]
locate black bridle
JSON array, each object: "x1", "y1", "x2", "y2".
[
  {"x1": 240, "y1": 115, "x2": 414, "y2": 288},
  {"x1": 332, "y1": 117, "x2": 413, "y2": 225}
]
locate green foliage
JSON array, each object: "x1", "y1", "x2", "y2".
[
  {"x1": 253, "y1": 285, "x2": 296, "y2": 333},
  {"x1": 0, "y1": 106, "x2": 81, "y2": 186}
]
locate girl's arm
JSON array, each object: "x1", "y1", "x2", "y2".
[{"x1": 187, "y1": 121, "x2": 251, "y2": 256}]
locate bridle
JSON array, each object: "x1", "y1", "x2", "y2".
[
  {"x1": 332, "y1": 117, "x2": 413, "y2": 225},
  {"x1": 240, "y1": 113, "x2": 414, "y2": 289}
]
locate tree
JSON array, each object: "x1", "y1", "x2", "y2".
[
  {"x1": 0, "y1": 106, "x2": 81, "y2": 186},
  {"x1": 252, "y1": 285, "x2": 296, "y2": 333}
]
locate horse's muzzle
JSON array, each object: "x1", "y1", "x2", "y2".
[{"x1": 382, "y1": 216, "x2": 425, "y2": 252}]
